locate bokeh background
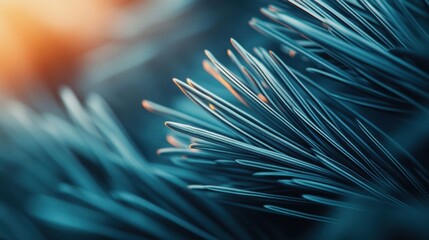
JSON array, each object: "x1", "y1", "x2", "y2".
[{"x1": 0, "y1": 0, "x2": 274, "y2": 160}]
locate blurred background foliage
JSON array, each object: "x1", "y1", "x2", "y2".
[{"x1": 1, "y1": 0, "x2": 274, "y2": 160}]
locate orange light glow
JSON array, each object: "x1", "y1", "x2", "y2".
[
  {"x1": 208, "y1": 103, "x2": 216, "y2": 111},
  {"x1": 0, "y1": 0, "x2": 123, "y2": 90},
  {"x1": 166, "y1": 135, "x2": 182, "y2": 148},
  {"x1": 203, "y1": 60, "x2": 248, "y2": 106},
  {"x1": 142, "y1": 100, "x2": 154, "y2": 112},
  {"x1": 258, "y1": 93, "x2": 268, "y2": 103}
]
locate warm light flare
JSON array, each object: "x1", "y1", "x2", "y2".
[
  {"x1": 202, "y1": 60, "x2": 247, "y2": 106},
  {"x1": 0, "y1": 0, "x2": 124, "y2": 90},
  {"x1": 166, "y1": 135, "x2": 183, "y2": 148}
]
